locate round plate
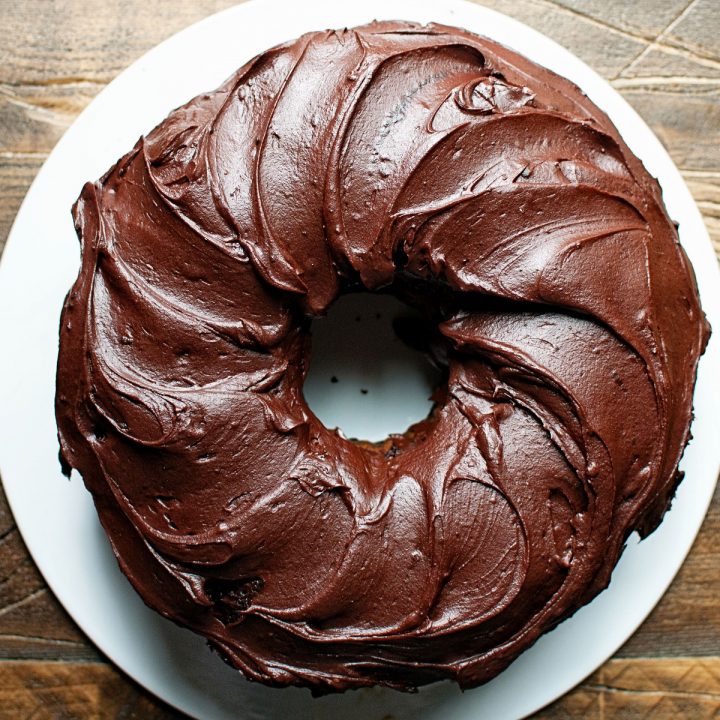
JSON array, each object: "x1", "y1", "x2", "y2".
[{"x1": 1, "y1": 1, "x2": 719, "y2": 718}]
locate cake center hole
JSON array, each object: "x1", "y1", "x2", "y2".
[{"x1": 303, "y1": 293, "x2": 442, "y2": 443}]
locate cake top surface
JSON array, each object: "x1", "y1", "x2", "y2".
[{"x1": 55, "y1": 20, "x2": 708, "y2": 693}]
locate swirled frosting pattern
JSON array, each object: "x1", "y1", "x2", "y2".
[{"x1": 56, "y1": 21, "x2": 709, "y2": 692}]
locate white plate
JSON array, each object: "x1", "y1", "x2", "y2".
[{"x1": 1, "y1": 1, "x2": 719, "y2": 718}]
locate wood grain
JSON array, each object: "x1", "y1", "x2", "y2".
[
  {"x1": 0, "y1": 0, "x2": 718, "y2": 717},
  {"x1": 0, "y1": 662, "x2": 184, "y2": 720},
  {"x1": 537, "y1": 657, "x2": 720, "y2": 719}
]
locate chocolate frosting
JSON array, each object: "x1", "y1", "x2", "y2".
[{"x1": 56, "y1": 21, "x2": 709, "y2": 692}]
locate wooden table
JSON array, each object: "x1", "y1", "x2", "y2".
[{"x1": 1, "y1": 1, "x2": 718, "y2": 717}]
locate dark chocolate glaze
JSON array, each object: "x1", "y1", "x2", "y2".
[{"x1": 55, "y1": 21, "x2": 709, "y2": 693}]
